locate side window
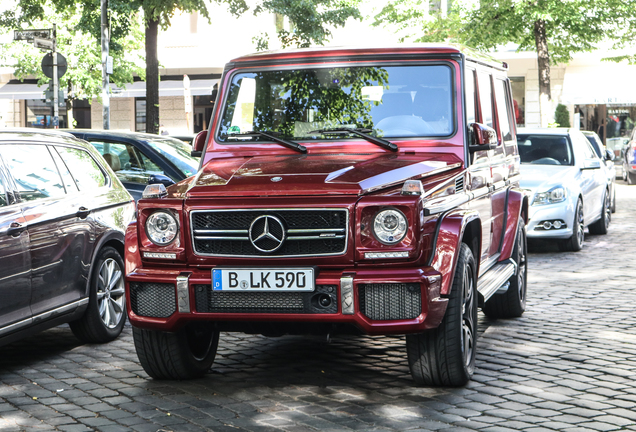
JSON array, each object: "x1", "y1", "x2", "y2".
[
  {"x1": 584, "y1": 141, "x2": 598, "y2": 159},
  {"x1": 0, "y1": 169, "x2": 6, "y2": 207},
  {"x1": 1, "y1": 145, "x2": 66, "y2": 201},
  {"x1": 494, "y1": 79, "x2": 512, "y2": 141},
  {"x1": 50, "y1": 147, "x2": 79, "y2": 194},
  {"x1": 89, "y1": 140, "x2": 161, "y2": 174},
  {"x1": 89, "y1": 141, "x2": 130, "y2": 172},
  {"x1": 465, "y1": 69, "x2": 476, "y2": 125},
  {"x1": 135, "y1": 149, "x2": 162, "y2": 173},
  {"x1": 55, "y1": 146, "x2": 107, "y2": 191},
  {"x1": 478, "y1": 72, "x2": 494, "y2": 128}
]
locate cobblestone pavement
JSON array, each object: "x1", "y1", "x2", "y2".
[{"x1": 2, "y1": 184, "x2": 636, "y2": 432}]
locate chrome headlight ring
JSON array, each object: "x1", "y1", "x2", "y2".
[
  {"x1": 372, "y1": 208, "x2": 408, "y2": 245},
  {"x1": 145, "y1": 210, "x2": 179, "y2": 246}
]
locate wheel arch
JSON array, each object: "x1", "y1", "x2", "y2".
[
  {"x1": 430, "y1": 210, "x2": 481, "y2": 297},
  {"x1": 82, "y1": 231, "x2": 125, "y2": 299},
  {"x1": 500, "y1": 188, "x2": 528, "y2": 261}
]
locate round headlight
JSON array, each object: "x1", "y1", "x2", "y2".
[
  {"x1": 145, "y1": 211, "x2": 178, "y2": 246},
  {"x1": 373, "y1": 208, "x2": 407, "y2": 245}
]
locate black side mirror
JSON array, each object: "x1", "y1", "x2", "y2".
[
  {"x1": 468, "y1": 123, "x2": 498, "y2": 153},
  {"x1": 148, "y1": 173, "x2": 174, "y2": 187}
]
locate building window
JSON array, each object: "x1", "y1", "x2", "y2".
[
  {"x1": 194, "y1": 94, "x2": 215, "y2": 133},
  {"x1": 72, "y1": 99, "x2": 91, "y2": 129},
  {"x1": 25, "y1": 99, "x2": 68, "y2": 128},
  {"x1": 510, "y1": 77, "x2": 525, "y2": 127},
  {"x1": 135, "y1": 98, "x2": 146, "y2": 132}
]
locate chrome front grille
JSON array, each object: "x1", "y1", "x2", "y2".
[{"x1": 190, "y1": 208, "x2": 348, "y2": 257}]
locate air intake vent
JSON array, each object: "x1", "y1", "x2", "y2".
[
  {"x1": 359, "y1": 283, "x2": 422, "y2": 321},
  {"x1": 194, "y1": 284, "x2": 338, "y2": 314},
  {"x1": 455, "y1": 176, "x2": 464, "y2": 193},
  {"x1": 130, "y1": 282, "x2": 176, "y2": 318}
]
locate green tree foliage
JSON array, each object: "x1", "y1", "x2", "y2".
[
  {"x1": 373, "y1": 0, "x2": 636, "y2": 126},
  {"x1": 0, "y1": 1, "x2": 144, "y2": 104},
  {"x1": 253, "y1": 0, "x2": 361, "y2": 49},
  {"x1": 554, "y1": 104, "x2": 570, "y2": 127}
]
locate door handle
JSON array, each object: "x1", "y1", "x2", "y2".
[
  {"x1": 7, "y1": 222, "x2": 26, "y2": 237},
  {"x1": 76, "y1": 206, "x2": 91, "y2": 219}
]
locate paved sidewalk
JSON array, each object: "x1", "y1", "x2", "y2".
[{"x1": 1, "y1": 184, "x2": 636, "y2": 432}]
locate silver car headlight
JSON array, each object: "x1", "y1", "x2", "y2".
[
  {"x1": 373, "y1": 208, "x2": 407, "y2": 245},
  {"x1": 533, "y1": 186, "x2": 566, "y2": 205},
  {"x1": 145, "y1": 211, "x2": 179, "y2": 245}
]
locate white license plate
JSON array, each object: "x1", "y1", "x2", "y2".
[{"x1": 212, "y1": 268, "x2": 315, "y2": 292}]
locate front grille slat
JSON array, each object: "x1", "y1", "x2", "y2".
[
  {"x1": 194, "y1": 284, "x2": 338, "y2": 314},
  {"x1": 359, "y1": 283, "x2": 422, "y2": 321},
  {"x1": 191, "y1": 209, "x2": 348, "y2": 257}
]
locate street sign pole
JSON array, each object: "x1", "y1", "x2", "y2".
[
  {"x1": 52, "y1": 24, "x2": 58, "y2": 128},
  {"x1": 101, "y1": 0, "x2": 110, "y2": 129}
]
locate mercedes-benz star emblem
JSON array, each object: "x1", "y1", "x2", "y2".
[{"x1": 249, "y1": 215, "x2": 286, "y2": 253}]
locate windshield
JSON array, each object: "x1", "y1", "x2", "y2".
[
  {"x1": 517, "y1": 134, "x2": 574, "y2": 166},
  {"x1": 145, "y1": 137, "x2": 199, "y2": 177},
  {"x1": 217, "y1": 64, "x2": 454, "y2": 142}
]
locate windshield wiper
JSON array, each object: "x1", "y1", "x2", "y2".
[
  {"x1": 229, "y1": 131, "x2": 306, "y2": 153},
  {"x1": 310, "y1": 127, "x2": 398, "y2": 152}
]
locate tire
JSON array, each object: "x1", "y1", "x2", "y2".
[
  {"x1": 406, "y1": 243, "x2": 477, "y2": 386},
  {"x1": 588, "y1": 190, "x2": 610, "y2": 235},
  {"x1": 133, "y1": 322, "x2": 220, "y2": 380},
  {"x1": 70, "y1": 246, "x2": 126, "y2": 343},
  {"x1": 558, "y1": 198, "x2": 584, "y2": 252},
  {"x1": 483, "y1": 219, "x2": 527, "y2": 319},
  {"x1": 628, "y1": 171, "x2": 636, "y2": 185},
  {"x1": 611, "y1": 187, "x2": 616, "y2": 213}
]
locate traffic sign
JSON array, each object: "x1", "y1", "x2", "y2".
[
  {"x1": 14, "y1": 29, "x2": 52, "y2": 41},
  {"x1": 33, "y1": 36, "x2": 54, "y2": 50},
  {"x1": 41, "y1": 53, "x2": 67, "y2": 79}
]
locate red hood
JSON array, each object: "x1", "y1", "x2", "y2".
[{"x1": 186, "y1": 152, "x2": 463, "y2": 198}]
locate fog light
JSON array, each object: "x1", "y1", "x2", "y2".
[
  {"x1": 542, "y1": 221, "x2": 553, "y2": 230},
  {"x1": 553, "y1": 220, "x2": 563, "y2": 229}
]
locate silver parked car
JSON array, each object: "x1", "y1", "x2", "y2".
[
  {"x1": 582, "y1": 130, "x2": 616, "y2": 213},
  {"x1": 518, "y1": 128, "x2": 611, "y2": 251}
]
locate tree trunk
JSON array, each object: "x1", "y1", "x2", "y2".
[
  {"x1": 66, "y1": 81, "x2": 74, "y2": 128},
  {"x1": 533, "y1": 19, "x2": 551, "y2": 127},
  {"x1": 145, "y1": 14, "x2": 159, "y2": 134}
]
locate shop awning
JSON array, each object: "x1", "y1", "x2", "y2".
[
  {"x1": 0, "y1": 82, "x2": 48, "y2": 99},
  {"x1": 561, "y1": 64, "x2": 636, "y2": 105},
  {"x1": 110, "y1": 79, "x2": 218, "y2": 98},
  {"x1": 0, "y1": 79, "x2": 217, "y2": 99}
]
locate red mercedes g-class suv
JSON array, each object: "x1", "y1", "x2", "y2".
[{"x1": 125, "y1": 44, "x2": 529, "y2": 386}]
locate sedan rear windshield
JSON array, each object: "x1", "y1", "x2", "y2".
[
  {"x1": 217, "y1": 64, "x2": 454, "y2": 142},
  {"x1": 517, "y1": 134, "x2": 574, "y2": 166}
]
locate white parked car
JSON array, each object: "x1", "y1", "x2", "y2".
[{"x1": 518, "y1": 128, "x2": 611, "y2": 251}]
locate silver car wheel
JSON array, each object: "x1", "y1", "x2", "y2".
[
  {"x1": 576, "y1": 204, "x2": 584, "y2": 247},
  {"x1": 603, "y1": 193, "x2": 611, "y2": 229},
  {"x1": 96, "y1": 258, "x2": 125, "y2": 329},
  {"x1": 461, "y1": 265, "x2": 475, "y2": 368}
]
